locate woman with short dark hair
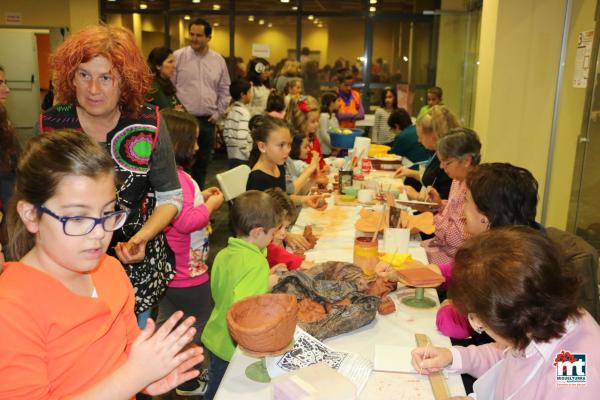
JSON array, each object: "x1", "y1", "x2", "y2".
[{"x1": 411, "y1": 226, "x2": 600, "y2": 400}]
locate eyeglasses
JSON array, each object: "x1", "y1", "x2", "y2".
[
  {"x1": 37, "y1": 205, "x2": 129, "y2": 236},
  {"x1": 440, "y1": 158, "x2": 458, "y2": 168}
]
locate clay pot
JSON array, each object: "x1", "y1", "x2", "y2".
[{"x1": 227, "y1": 293, "x2": 298, "y2": 353}]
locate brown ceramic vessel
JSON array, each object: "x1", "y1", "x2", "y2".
[{"x1": 227, "y1": 293, "x2": 298, "y2": 353}]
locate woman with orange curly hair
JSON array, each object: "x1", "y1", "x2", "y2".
[{"x1": 32, "y1": 25, "x2": 182, "y2": 327}]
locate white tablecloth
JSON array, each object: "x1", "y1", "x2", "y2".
[{"x1": 215, "y1": 198, "x2": 466, "y2": 399}]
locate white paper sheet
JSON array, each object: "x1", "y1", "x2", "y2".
[{"x1": 373, "y1": 345, "x2": 418, "y2": 373}]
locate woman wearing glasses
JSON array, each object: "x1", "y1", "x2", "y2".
[
  {"x1": 421, "y1": 128, "x2": 481, "y2": 264},
  {"x1": 32, "y1": 25, "x2": 182, "y2": 326},
  {"x1": 411, "y1": 226, "x2": 600, "y2": 400}
]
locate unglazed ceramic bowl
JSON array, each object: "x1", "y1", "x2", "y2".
[{"x1": 227, "y1": 294, "x2": 298, "y2": 353}]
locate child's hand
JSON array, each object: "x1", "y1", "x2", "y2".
[
  {"x1": 202, "y1": 187, "x2": 222, "y2": 201},
  {"x1": 304, "y1": 194, "x2": 327, "y2": 210},
  {"x1": 115, "y1": 234, "x2": 147, "y2": 264},
  {"x1": 286, "y1": 232, "x2": 310, "y2": 251},
  {"x1": 0, "y1": 243, "x2": 4, "y2": 265},
  {"x1": 300, "y1": 260, "x2": 315, "y2": 269},
  {"x1": 205, "y1": 192, "x2": 225, "y2": 213},
  {"x1": 271, "y1": 263, "x2": 289, "y2": 274},
  {"x1": 309, "y1": 151, "x2": 320, "y2": 170},
  {"x1": 126, "y1": 312, "x2": 204, "y2": 395},
  {"x1": 411, "y1": 345, "x2": 453, "y2": 375}
]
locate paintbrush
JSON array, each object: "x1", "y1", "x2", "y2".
[{"x1": 372, "y1": 204, "x2": 387, "y2": 243}]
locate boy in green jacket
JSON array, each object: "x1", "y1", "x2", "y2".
[{"x1": 201, "y1": 190, "x2": 282, "y2": 400}]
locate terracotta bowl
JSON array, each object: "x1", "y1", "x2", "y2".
[{"x1": 227, "y1": 293, "x2": 298, "y2": 354}]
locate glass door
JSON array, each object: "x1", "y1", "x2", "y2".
[{"x1": 568, "y1": 15, "x2": 600, "y2": 251}]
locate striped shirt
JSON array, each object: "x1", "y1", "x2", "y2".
[
  {"x1": 372, "y1": 107, "x2": 395, "y2": 144},
  {"x1": 223, "y1": 101, "x2": 252, "y2": 161}
]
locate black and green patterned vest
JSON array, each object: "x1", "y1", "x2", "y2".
[{"x1": 40, "y1": 103, "x2": 175, "y2": 314}]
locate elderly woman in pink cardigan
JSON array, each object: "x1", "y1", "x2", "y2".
[{"x1": 412, "y1": 226, "x2": 600, "y2": 400}]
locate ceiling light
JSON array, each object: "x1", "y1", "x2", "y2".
[
  {"x1": 192, "y1": 0, "x2": 201, "y2": 3},
  {"x1": 258, "y1": 19, "x2": 265, "y2": 25},
  {"x1": 317, "y1": 23, "x2": 323, "y2": 28},
  {"x1": 212, "y1": 4, "x2": 220, "y2": 10},
  {"x1": 214, "y1": 22, "x2": 220, "y2": 26},
  {"x1": 268, "y1": 22, "x2": 273, "y2": 28},
  {"x1": 370, "y1": 0, "x2": 378, "y2": 4},
  {"x1": 403, "y1": 56, "x2": 408, "y2": 62},
  {"x1": 140, "y1": 3, "x2": 148, "y2": 9},
  {"x1": 184, "y1": 15, "x2": 191, "y2": 20},
  {"x1": 292, "y1": 6, "x2": 298, "y2": 10},
  {"x1": 369, "y1": 6, "x2": 376, "y2": 12},
  {"x1": 107, "y1": 0, "x2": 117, "y2": 2},
  {"x1": 280, "y1": 0, "x2": 290, "y2": 3},
  {"x1": 248, "y1": 15, "x2": 255, "y2": 21},
  {"x1": 313, "y1": 19, "x2": 318, "y2": 24},
  {"x1": 308, "y1": 15, "x2": 314, "y2": 20}
]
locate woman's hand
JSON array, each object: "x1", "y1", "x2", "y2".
[
  {"x1": 375, "y1": 261, "x2": 398, "y2": 282},
  {"x1": 286, "y1": 232, "x2": 310, "y2": 251},
  {"x1": 411, "y1": 346, "x2": 453, "y2": 375},
  {"x1": 426, "y1": 187, "x2": 442, "y2": 206},
  {"x1": 303, "y1": 194, "x2": 328, "y2": 210},
  {"x1": 394, "y1": 166, "x2": 420, "y2": 180},
  {"x1": 403, "y1": 185, "x2": 419, "y2": 200},
  {"x1": 115, "y1": 234, "x2": 148, "y2": 264},
  {"x1": 126, "y1": 312, "x2": 204, "y2": 395}
]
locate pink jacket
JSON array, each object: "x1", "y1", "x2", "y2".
[
  {"x1": 446, "y1": 311, "x2": 600, "y2": 399},
  {"x1": 435, "y1": 261, "x2": 474, "y2": 339},
  {"x1": 165, "y1": 168, "x2": 210, "y2": 288}
]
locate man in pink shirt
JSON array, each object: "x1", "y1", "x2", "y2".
[{"x1": 172, "y1": 18, "x2": 231, "y2": 189}]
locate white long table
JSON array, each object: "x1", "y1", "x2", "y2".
[{"x1": 215, "y1": 198, "x2": 466, "y2": 399}]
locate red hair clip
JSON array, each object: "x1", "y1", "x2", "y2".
[{"x1": 298, "y1": 97, "x2": 310, "y2": 113}]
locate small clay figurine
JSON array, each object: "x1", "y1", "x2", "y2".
[
  {"x1": 366, "y1": 277, "x2": 397, "y2": 297},
  {"x1": 303, "y1": 225, "x2": 318, "y2": 249},
  {"x1": 378, "y1": 296, "x2": 396, "y2": 315}
]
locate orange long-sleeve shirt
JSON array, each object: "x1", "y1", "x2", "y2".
[{"x1": 0, "y1": 255, "x2": 140, "y2": 399}]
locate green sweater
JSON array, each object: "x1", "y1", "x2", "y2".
[{"x1": 201, "y1": 237, "x2": 269, "y2": 361}]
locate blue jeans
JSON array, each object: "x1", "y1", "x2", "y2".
[{"x1": 203, "y1": 350, "x2": 229, "y2": 400}]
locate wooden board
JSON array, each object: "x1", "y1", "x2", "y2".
[{"x1": 414, "y1": 333, "x2": 451, "y2": 400}]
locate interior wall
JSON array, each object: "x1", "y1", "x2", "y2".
[
  {"x1": 68, "y1": 0, "x2": 99, "y2": 34},
  {"x1": 547, "y1": 0, "x2": 596, "y2": 229},
  {"x1": 0, "y1": 0, "x2": 70, "y2": 27},
  {"x1": 473, "y1": 0, "x2": 566, "y2": 224},
  {"x1": 436, "y1": 14, "x2": 467, "y2": 120}
]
